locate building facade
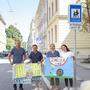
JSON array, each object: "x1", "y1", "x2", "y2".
[
  {"x1": 28, "y1": 0, "x2": 90, "y2": 57},
  {"x1": 34, "y1": 0, "x2": 48, "y2": 53},
  {"x1": 27, "y1": 19, "x2": 36, "y2": 54}
]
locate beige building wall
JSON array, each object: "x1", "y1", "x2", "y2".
[
  {"x1": 64, "y1": 30, "x2": 90, "y2": 56},
  {"x1": 47, "y1": 0, "x2": 69, "y2": 49}
]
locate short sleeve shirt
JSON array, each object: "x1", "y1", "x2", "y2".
[
  {"x1": 60, "y1": 51, "x2": 74, "y2": 60},
  {"x1": 10, "y1": 47, "x2": 26, "y2": 64},
  {"x1": 46, "y1": 50, "x2": 60, "y2": 57},
  {"x1": 29, "y1": 51, "x2": 43, "y2": 63}
]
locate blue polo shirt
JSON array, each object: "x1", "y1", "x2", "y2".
[
  {"x1": 46, "y1": 50, "x2": 60, "y2": 57},
  {"x1": 10, "y1": 47, "x2": 26, "y2": 64},
  {"x1": 29, "y1": 51, "x2": 43, "y2": 63}
]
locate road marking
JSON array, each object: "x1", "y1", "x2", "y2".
[{"x1": 7, "y1": 70, "x2": 12, "y2": 73}]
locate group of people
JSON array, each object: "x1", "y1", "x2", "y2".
[
  {"x1": 8, "y1": 40, "x2": 75, "y2": 90},
  {"x1": 46, "y1": 44, "x2": 74, "y2": 90}
]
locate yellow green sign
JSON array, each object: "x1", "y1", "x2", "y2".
[
  {"x1": 26, "y1": 63, "x2": 42, "y2": 76},
  {"x1": 13, "y1": 63, "x2": 42, "y2": 79}
]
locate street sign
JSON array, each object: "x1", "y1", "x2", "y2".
[
  {"x1": 36, "y1": 36, "x2": 43, "y2": 44},
  {"x1": 69, "y1": 4, "x2": 82, "y2": 30},
  {"x1": 69, "y1": 4, "x2": 82, "y2": 24}
]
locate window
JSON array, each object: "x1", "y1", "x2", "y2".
[
  {"x1": 55, "y1": 25, "x2": 57, "y2": 43},
  {"x1": 51, "y1": 28, "x2": 53, "y2": 43},
  {"x1": 55, "y1": 0, "x2": 58, "y2": 12},
  {"x1": 49, "y1": 7, "x2": 51, "y2": 20},
  {"x1": 48, "y1": 31, "x2": 50, "y2": 43},
  {"x1": 52, "y1": 2, "x2": 54, "y2": 16}
]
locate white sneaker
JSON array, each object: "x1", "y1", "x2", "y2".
[
  {"x1": 49, "y1": 86, "x2": 52, "y2": 90},
  {"x1": 34, "y1": 87, "x2": 39, "y2": 90},
  {"x1": 49, "y1": 86, "x2": 56, "y2": 90},
  {"x1": 37, "y1": 87, "x2": 43, "y2": 90},
  {"x1": 63, "y1": 87, "x2": 68, "y2": 90},
  {"x1": 54, "y1": 86, "x2": 59, "y2": 90},
  {"x1": 70, "y1": 87, "x2": 73, "y2": 90}
]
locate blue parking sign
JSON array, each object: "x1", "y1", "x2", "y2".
[{"x1": 69, "y1": 4, "x2": 82, "y2": 24}]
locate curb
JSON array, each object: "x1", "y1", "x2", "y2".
[{"x1": 76, "y1": 63, "x2": 90, "y2": 70}]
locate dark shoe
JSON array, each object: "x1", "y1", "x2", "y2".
[
  {"x1": 13, "y1": 84, "x2": 17, "y2": 90},
  {"x1": 19, "y1": 87, "x2": 23, "y2": 90},
  {"x1": 19, "y1": 84, "x2": 23, "y2": 90},
  {"x1": 14, "y1": 88, "x2": 17, "y2": 90}
]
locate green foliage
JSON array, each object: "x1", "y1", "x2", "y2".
[
  {"x1": 82, "y1": 9, "x2": 87, "y2": 32},
  {"x1": 5, "y1": 25, "x2": 22, "y2": 40},
  {"x1": 82, "y1": 0, "x2": 90, "y2": 32},
  {"x1": 5, "y1": 25, "x2": 22, "y2": 50},
  {"x1": 6, "y1": 45, "x2": 11, "y2": 50}
]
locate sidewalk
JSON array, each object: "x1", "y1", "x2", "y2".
[
  {"x1": 76, "y1": 58, "x2": 90, "y2": 69},
  {"x1": 0, "y1": 58, "x2": 9, "y2": 64},
  {"x1": 42, "y1": 74, "x2": 81, "y2": 90}
]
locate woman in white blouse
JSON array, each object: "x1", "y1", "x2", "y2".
[{"x1": 60, "y1": 44, "x2": 75, "y2": 90}]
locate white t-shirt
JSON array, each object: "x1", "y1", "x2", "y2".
[{"x1": 60, "y1": 51, "x2": 74, "y2": 60}]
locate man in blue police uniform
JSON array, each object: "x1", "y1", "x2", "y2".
[{"x1": 8, "y1": 40, "x2": 26, "y2": 90}]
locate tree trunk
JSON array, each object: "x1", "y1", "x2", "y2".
[{"x1": 86, "y1": 0, "x2": 90, "y2": 32}]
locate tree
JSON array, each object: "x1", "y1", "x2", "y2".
[
  {"x1": 82, "y1": 4, "x2": 87, "y2": 32},
  {"x1": 82, "y1": 0, "x2": 90, "y2": 32},
  {"x1": 5, "y1": 25, "x2": 22, "y2": 50},
  {"x1": 5, "y1": 25, "x2": 22, "y2": 40},
  {"x1": 86, "y1": 0, "x2": 90, "y2": 32}
]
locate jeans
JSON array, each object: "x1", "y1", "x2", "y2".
[{"x1": 50, "y1": 77, "x2": 60, "y2": 86}]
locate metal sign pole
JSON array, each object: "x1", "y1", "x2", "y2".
[
  {"x1": 74, "y1": 29, "x2": 77, "y2": 90},
  {"x1": 69, "y1": 4, "x2": 82, "y2": 90}
]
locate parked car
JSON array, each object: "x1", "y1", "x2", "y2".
[{"x1": 0, "y1": 51, "x2": 9, "y2": 58}]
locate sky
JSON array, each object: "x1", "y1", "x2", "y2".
[{"x1": 0, "y1": 0, "x2": 39, "y2": 42}]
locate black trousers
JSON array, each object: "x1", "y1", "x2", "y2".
[
  {"x1": 13, "y1": 84, "x2": 23, "y2": 90},
  {"x1": 65, "y1": 78, "x2": 73, "y2": 87}
]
